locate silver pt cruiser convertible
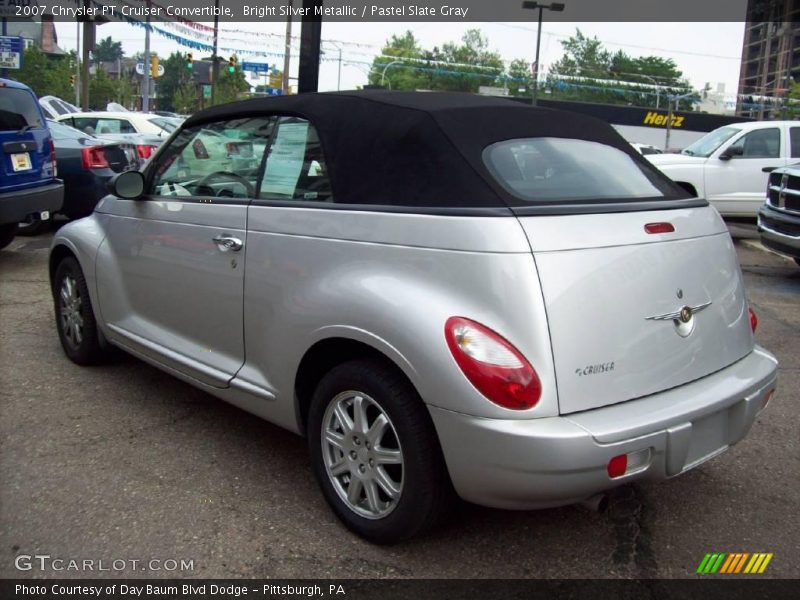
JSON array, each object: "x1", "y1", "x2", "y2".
[{"x1": 49, "y1": 92, "x2": 778, "y2": 543}]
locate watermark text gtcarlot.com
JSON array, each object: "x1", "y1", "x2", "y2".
[{"x1": 14, "y1": 554, "x2": 194, "y2": 572}]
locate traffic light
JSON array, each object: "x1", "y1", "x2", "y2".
[
  {"x1": 69, "y1": 74, "x2": 76, "y2": 86},
  {"x1": 150, "y1": 56, "x2": 159, "y2": 78},
  {"x1": 186, "y1": 53, "x2": 194, "y2": 70},
  {"x1": 228, "y1": 56, "x2": 236, "y2": 74}
]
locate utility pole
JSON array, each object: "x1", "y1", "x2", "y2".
[
  {"x1": 75, "y1": 20, "x2": 81, "y2": 105},
  {"x1": 80, "y1": 0, "x2": 92, "y2": 110},
  {"x1": 282, "y1": 0, "x2": 293, "y2": 94},
  {"x1": 141, "y1": 0, "x2": 151, "y2": 112},
  {"x1": 521, "y1": 2, "x2": 565, "y2": 106},
  {"x1": 210, "y1": 0, "x2": 219, "y2": 105}
]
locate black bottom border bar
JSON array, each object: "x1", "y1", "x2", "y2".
[{"x1": 3, "y1": 579, "x2": 799, "y2": 600}]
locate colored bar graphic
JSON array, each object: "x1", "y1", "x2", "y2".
[
  {"x1": 734, "y1": 553, "x2": 750, "y2": 573},
  {"x1": 710, "y1": 553, "x2": 726, "y2": 573},
  {"x1": 758, "y1": 554, "x2": 773, "y2": 573},
  {"x1": 701, "y1": 552, "x2": 772, "y2": 574},
  {"x1": 719, "y1": 554, "x2": 736, "y2": 573},
  {"x1": 697, "y1": 553, "x2": 713, "y2": 574}
]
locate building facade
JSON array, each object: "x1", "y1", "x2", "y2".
[{"x1": 737, "y1": 0, "x2": 800, "y2": 118}]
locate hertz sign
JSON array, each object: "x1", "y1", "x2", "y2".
[{"x1": 643, "y1": 111, "x2": 685, "y2": 128}]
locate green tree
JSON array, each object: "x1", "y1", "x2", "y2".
[
  {"x1": 89, "y1": 69, "x2": 117, "y2": 110},
  {"x1": 172, "y1": 82, "x2": 197, "y2": 114},
  {"x1": 429, "y1": 29, "x2": 504, "y2": 93},
  {"x1": 13, "y1": 46, "x2": 75, "y2": 100},
  {"x1": 94, "y1": 36, "x2": 124, "y2": 64},
  {"x1": 506, "y1": 58, "x2": 533, "y2": 97},
  {"x1": 368, "y1": 31, "x2": 425, "y2": 90},
  {"x1": 209, "y1": 58, "x2": 250, "y2": 106},
  {"x1": 543, "y1": 29, "x2": 698, "y2": 110},
  {"x1": 156, "y1": 52, "x2": 194, "y2": 113}
]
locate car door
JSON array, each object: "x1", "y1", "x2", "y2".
[
  {"x1": 705, "y1": 126, "x2": 786, "y2": 216},
  {"x1": 94, "y1": 116, "x2": 274, "y2": 388}
]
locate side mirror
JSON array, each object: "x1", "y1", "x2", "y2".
[
  {"x1": 720, "y1": 146, "x2": 743, "y2": 161},
  {"x1": 108, "y1": 170, "x2": 145, "y2": 199}
]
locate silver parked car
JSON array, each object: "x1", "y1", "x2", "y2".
[{"x1": 49, "y1": 92, "x2": 778, "y2": 543}]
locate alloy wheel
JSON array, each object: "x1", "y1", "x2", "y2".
[
  {"x1": 59, "y1": 274, "x2": 84, "y2": 348},
  {"x1": 321, "y1": 391, "x2": 404, "y2": 519}
]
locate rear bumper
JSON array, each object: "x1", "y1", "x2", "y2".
[
  {"x1": 758, "y1": 205, "x2": 800, "y2": 258},
  {"x1": 0, "y1": 181, "x2": 64, "y2": 224},
  {"x1": 430, "y1": 346, "x2": 778, "y2": 510}
]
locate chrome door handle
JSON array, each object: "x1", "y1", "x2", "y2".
[{"x1": 212, "y1": 235, "x2": 243, "y2": 252}]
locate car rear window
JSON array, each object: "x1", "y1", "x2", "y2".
[
  {"x1": 0, "y1": 88, "x2": 44, "y2": 131},
  {"x1": 483, "y1": 137, "x2": 679, "y2": 203}
]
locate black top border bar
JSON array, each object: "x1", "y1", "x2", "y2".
[{"x1": 0, "y1": 0, "x2": 767, "y2": 23}]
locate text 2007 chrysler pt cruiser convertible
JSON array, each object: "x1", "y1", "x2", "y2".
[{"x1": 49, "y1": 92, "x2": 778, "y2": 543}]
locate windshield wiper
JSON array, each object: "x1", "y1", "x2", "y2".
[
  {"x1": 16, "y1": 124, "x2": 34, "y2": 135},
  {"x1": 682, "y1": 149, "x2": 695, "y2": 156}
]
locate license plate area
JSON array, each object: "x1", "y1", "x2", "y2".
[
  {"x1": 683, "y1": 411, "x2": 729, "y2": 472},
  {"x1": 11, "y1": 152, "x2": 32, "y2": 172}
]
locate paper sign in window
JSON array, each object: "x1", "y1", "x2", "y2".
[{"x1": 261, "y1": 122, "x2": 309, "y2": 197}]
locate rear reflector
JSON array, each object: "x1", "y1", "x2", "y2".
[
  {"x1": 608, "y1": 448, "x2": 651, "y2": 478},
  {"x1": 749, "y1": 307, "x2": 758, "y2": 333},
  {"x1": 445, "y1": 316, "x2": 541, "y2": 410},
  {"x1": 607, "y1": 455, "x2": 627, "y2": 478},
  {"x1": 644, "y1": 222, "x2": 675, "y2": 234}
]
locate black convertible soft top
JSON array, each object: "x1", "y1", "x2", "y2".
[{"x1": 184, "y1": 91, "x2": 691, "y2": 211}]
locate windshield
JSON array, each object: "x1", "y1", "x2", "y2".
[
  {"x1": 47, "y1": 120, "x2": 89, "y2": 140},
  {"x1": 150, "y1": 117, "x2": 182, "y2": 133},
  {"x1": 681, "y1": 126, "x2": 741, "y2": 157},
  {"x1": 483, "y1": 137, "x2": 681, "y2": 203}
]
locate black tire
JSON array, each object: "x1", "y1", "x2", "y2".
[
  {"x1": 53, "y1": 257, "x2": 106, "y2": 365},
  {"x1": 307, "y1": 358, "x2": 451, "y2": 544},
  {"x1": 0, "y1": 223, "x2": 16, "y2": 250}
]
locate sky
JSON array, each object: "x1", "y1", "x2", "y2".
[{"x1": 53, "y1": 21, "x2": 747, "y2": 98}]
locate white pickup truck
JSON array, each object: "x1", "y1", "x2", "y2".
[{"x1": 646, "y1": 120, "x2": 800, "y2": 217}]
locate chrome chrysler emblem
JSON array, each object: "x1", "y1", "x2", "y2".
[
  {"x1": 778, "y1": 173, "x2": 789, "y2": 209},
  {"x1": 646, "y1": 301, "x2": 712, "y2": 337}
]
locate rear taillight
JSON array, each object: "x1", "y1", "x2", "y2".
[
  {"x1": 81, "y1": 146, "x2": 109, "y2": 169},
  {"x1": 137, "y1": 145, "x2": 155, "y2": 159},
  {"x1": 444, "y1": 316, "x2": 541, "y2": 410},
  {"x1": 49, "y1": 138, "x2": 57, "y2": 176},
  {"x1": 749, "y1": 307, "x2": 758, "y2": 333}
]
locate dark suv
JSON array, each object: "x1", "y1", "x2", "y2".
[
  {"x1": 760, "y1": 166, "x2": 800, "y2": 267},
  {"x1": 0, "y1": 78, "x2": 64, "y2": 249}
]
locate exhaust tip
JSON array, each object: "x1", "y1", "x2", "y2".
[{"x1": 579, "y1": 493, "x2": 609, "y2": 513}]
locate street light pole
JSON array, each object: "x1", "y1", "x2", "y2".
[
  {"x1": 521, "y1": 2, "x2": 565, "y2": 106},
  {"x1": 380, "y1": 60, "x2": 402, "y2": 88},
  {"x1": 640, "y1": 73, "x2": 660, "y2": 109},
  {"x1": 665, "y1": 91, "x2": 694, "y2": 151},
  {"x1": 210, "y1": 0, "x2": 219, "y2": 105}
]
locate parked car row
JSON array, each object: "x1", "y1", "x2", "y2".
[{"x1": 0, "y1": 86, "x2": 183, "y2": 246}]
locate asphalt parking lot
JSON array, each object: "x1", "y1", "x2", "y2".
[{"x1": 1, "y1": 223, "x2": 798, "y2": 579}]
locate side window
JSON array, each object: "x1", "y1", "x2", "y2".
[
  {"x1": 790, "y1": 127, "x2": 800, "y2": 158},
  {"x1": 260, "y1": 117, "x2": 333, "y2": 202},
  {"x1": 149, "y1": 117, "x2": 275, "y2": 200},
  {"x1": 728, "y1": 128, "x2": 780, "y2": 158}
]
